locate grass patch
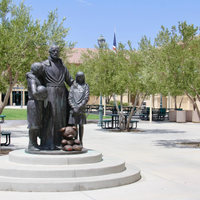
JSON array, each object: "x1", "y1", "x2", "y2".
[
  {"x1": 2, "y1": 109, "x2": 27, "y2": 120},
  {"x1": 1, "y1": 108, "x2": 110, "y2": 120},
  {"x1": 87, "y1": 114, "x2": 111, "y2": 120}
]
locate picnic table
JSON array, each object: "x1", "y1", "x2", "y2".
[
  {"x1": 0, "y1": 115, "x2": 6, "y2": 123},
  {"x1": 101, "y1": 114, "x2": 139, "y2": 129},
  {"x1": 139, "y1": 108, "x2": 167, "y2": 121},
  {"x1": 152, "y1": 108, "x2": 166, "y2": 121},
  {"x1": 1, "y1": 131, "x2": 11, "y2": 146}
]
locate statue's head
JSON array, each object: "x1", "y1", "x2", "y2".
[
  {"x1": 49, "y1": 45, "x2": 60, "y2": 60},
  {"x1": 75, "y1": 71, "x2": 85, "y2": 84},
  {"x1": 31, "y1": 62, "x2": 43, "y2": 77}
]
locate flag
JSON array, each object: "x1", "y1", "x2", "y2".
[{"x1": 113, "y1": 32, "x2": 116, "y2": 52}]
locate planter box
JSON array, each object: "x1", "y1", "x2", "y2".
[
  {"x1": 192, "y1": 110, "x2": 200, "y2": 123},
  {"x1": 176, "y1": 110, "x2": 186, "y2": 123},
  {"x1": 169, "y1": 110, "x2": 176, "y2": 122},
  {"x1": 186, "y1": 110, "x2": 193, "y2": 122}
]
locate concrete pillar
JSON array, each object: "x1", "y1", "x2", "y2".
[{"x1": 23, "y1": 90, "x2": 25, "y2": 106}]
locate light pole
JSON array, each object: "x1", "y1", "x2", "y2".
[{"x1": 97, "y1": 35, "x2": 105, "y2": 126}]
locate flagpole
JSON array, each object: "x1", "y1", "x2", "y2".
[{"x1": 113, "y1": 27, "x2": 117, "y2": 53}]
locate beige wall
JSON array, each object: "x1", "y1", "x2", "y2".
[
  {"x1": 145, "y1": 94, "x2": 194, "y2": 110},
  {"x1": 0, "y1": 83, "x2": 198, "y2": 111},
  {"x1": 0, "y1": 83, "x2": 27, "y2": 106},
  {"x1": 87, "y1": 95, "x2": 99, "y2": 105}
]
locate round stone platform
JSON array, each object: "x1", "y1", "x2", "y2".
[
  {"x1": 9, "y1": 149, "x2": 101, "y2": 165},
  {"x1": 25, "y1": 148, "x2": 88, "y2": 155},
  {"x1": 0, "y1": 149, "x2": 141, "y2": 192}
]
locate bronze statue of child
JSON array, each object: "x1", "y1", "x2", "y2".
[
  {"x1": 26, "y1": 62, "x2": 48, "y2": 150},
  {"x1": 68, "y1": 71, "x2": 89, "y2": 146}
]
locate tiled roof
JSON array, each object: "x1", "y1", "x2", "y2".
[{"x1": 68, "y1": 48, "x2": 96, "y2": 64}]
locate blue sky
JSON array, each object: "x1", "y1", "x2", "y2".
[{"x1": 14, "y1": 0, "x2": 200, "y2": 49}]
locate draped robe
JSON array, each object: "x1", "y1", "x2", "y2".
[{"x1": 40, "y1": 58, "x2": 73, "y2": 150}]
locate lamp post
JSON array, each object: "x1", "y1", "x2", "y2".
[{"x1": 97, "y1": 35, "x2": 105, "y2": 126}]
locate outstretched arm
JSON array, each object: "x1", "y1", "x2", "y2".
[{"x1": 65, "y1": 65, "x2": 74, "y2": 86}]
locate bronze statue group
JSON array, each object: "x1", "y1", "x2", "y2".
[{"x1": 26, "y1": 45, "x2": 89, "y2": 151}]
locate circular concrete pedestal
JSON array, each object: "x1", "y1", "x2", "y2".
[
  {"x1": 25, "y1": 148, "x2": 88, "y2": 155},
  {"x1": 0, "y1": 149, "x2": 141, "y2": 192}
]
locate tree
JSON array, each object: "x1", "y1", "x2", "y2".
[
  {"x1": 125, "y1": 39, "x2": 159, "y2": 130},
  {"x1": 0, "y1": 0, "x2": 75, "y2": 114},
  {"x1": 80, "y1": 41, "x2": 153, "y2": 131},
  {"x1": 153, "y1": 22, "x2": 200, "y2": 116}
]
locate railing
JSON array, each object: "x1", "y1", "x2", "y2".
[{"x1": 86, "y1": 105, "x2": 137, "y2": 114}]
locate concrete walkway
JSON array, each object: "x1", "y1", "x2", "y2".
[{"x1": 1, "y1": 119, "x2": 200, "y2": 200}]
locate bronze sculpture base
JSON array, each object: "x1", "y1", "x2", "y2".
[{"x1": 25, "y1": 148, "x2": 88, "y2": 155}]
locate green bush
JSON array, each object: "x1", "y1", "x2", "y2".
[{"x1": 108, "y1": 101, "x2": 129, "y2": 106}]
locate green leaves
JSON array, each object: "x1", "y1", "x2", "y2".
[{"x1": 0, "y1": 0, "x2": 74, "y2": 87}]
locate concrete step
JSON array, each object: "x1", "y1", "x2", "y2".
[
  {"x1": 0, "y1": 164, "x2": 140, "y2": 192},
  {"x1": 9, "y1": 149, "x2": 102, "y2": 165},
  {"x1": 0, "y1": 149, "x2": 141, "y2": 191},
  {"x1": 0, "y1": 155, "x2": 125, "y2": 178}
]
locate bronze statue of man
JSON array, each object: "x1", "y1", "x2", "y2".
[{"x1": 40, "y1": 45, "x2": 74, "y2": 150}]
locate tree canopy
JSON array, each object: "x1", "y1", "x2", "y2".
[
  {"x1": 80, "y1": 21, "x2": 200, "y2": 130},
  {"x1": 0, "y1": 0, "x2": 75, "y2": 113}
]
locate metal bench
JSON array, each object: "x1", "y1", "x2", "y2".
[
  {"x1": 101, "y1": 120, "x2": 112, "y2": 129},
  {"x1": 129, "y1": 120, "x2": 139, "y2": 129},
  {"x1": 0, "y1": 115, "x2": 6, "y2": 123},
  {"x1": 139, "y1": 113, "x2": 149, "y2": 120},
  {"x1": 1, "y1": 131, "x2": 11, "y2": 146}
]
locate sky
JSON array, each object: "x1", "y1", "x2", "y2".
[{"x1": 13, "y1": 0, "x2": 200, "y2": 49}]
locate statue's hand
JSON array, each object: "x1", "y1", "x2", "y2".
[
  {"x1": 73, "y1": 107, "x2": 79, "y2": 114},
  {"x1": 34, "y1": 94, "x2": 44, "y2": 101}
]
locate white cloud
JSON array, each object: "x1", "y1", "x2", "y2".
[{"x1": 76, "y1": 0, "x2": 93, "y2": 6}]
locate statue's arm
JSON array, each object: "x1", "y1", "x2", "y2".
[
  {"x1": 64, "y1": 65, "x2": 74, "y2": 86},
  {"x1": 29, "y1": 79, "x2": 41, "y2": 100}
]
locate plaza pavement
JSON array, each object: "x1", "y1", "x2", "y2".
[{"x1": 1, "y1": 116, "x2": 200, "y2": 200}]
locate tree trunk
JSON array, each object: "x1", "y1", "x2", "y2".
[
  {"x1": 106, "y1": 95, "x2": 113, "y2": 104},
  {"x1": 112, "y1": 93, "x2": 124, "y2": 131},
  {"x1": 138, "y1": 93, "x2": 147, "y2": 110},
  {"x1": 185, "y1": 91, "x2": 200, "y2": 119},
  {"x1": 174, "y1": 96, "x2": 177, "y2": 109},
  {"x1": 120, "y1": 94, "x2": 126, "y2": 129},
  {"x1": 126, "y1": 91, "x2": 145, "y2": 131},
  {"x1": 179, "y1": 96, "x2": 184, "y2": 109},
  {"x1": 0, "y1": 71, "x2": 19, "y2": 114}
]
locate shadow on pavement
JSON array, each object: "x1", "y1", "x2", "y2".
[
  {"x1": 154, "y1": 139, "x2": 200, "y2": 148},
  {"x1": 136, "y1": 129, "x2": 186, "y2": 134}
]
